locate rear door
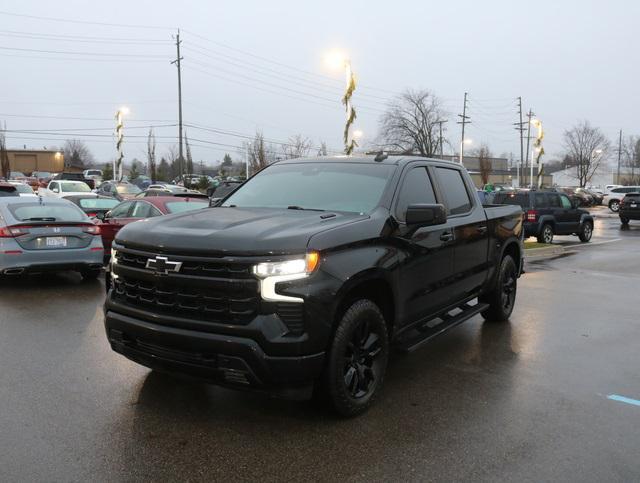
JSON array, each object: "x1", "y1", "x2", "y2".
[
  {"x1": 433, "y1": 166, "x2": 490, "y2": 300},
  {"x1": 395, "y1": 165, "x2": 455, "y2": 325},
  {"x1": 558, "y1": 194, "x2": 579, "y2": 233}
]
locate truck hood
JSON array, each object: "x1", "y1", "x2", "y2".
[{"x1": 115, "y1": 206, "x2": 368, "y2": 256}]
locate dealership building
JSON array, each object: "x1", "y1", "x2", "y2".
[{"x1": 6, "y1": 149, "x2": 64, "y2": 174}]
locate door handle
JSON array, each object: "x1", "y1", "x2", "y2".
[{"x1": 440, "y1": 232, "x2": 454, "y2": 242}]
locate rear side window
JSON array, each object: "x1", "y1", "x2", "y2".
[
  {"x1": 492, "y1": 193, "x2": 529, "y2": 208},
  {"x1": 130, "y1": 202, "x2": 160, "y2": 218},
  {"x1": 165, "y1": 201, "x2": 209, "y2": 214},
  {"x1": 560, "y1": 195, "x2": 572, "y2": 209},
  {"x1": 434, "y1": 167, "x2": 472, "y2": 215},
  {"x1": 8, "y1": 203, "x2": 86, "y2": 222},
  {"x1": 547, "y1": 194, "x2": 562, "y2": 208},
  {"x1": 396, "y1": 167, "x2": 437, "y2": 221},
  {"x1": 534, "y1": 193, "x2": 546, "y2": 207}
]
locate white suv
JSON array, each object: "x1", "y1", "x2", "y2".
[{"x1": 604, "y1": 186, "x2": 640, "y2": 212}]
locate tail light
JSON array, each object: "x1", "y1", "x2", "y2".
[
  {"x1": 87, "y1": 212, "x2": 97, "y2": 218},
  {"x1": 526, "y1": 210, "x2": 538, "y2": 222},
  {"x1": 0, "y1": 225, "x2": 31, "y2": 237},
  {"x1": 82, "y1": 225, "x2": 101, "y2": 235}
]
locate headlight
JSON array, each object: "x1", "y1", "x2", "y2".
[
  {"x1": 253, "y1": 252, "x2": 319, "y2": 278},
  {"x1": 253, "y1": 252, "x2": 320, "y2": 303}
]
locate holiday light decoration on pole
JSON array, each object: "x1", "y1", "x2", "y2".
[
  {"x1": 114, "y1": 106, "x2": 129, "y2": 181},
  {"x1": 325, "y1": 50, "x2": 357, "y2": 155},
  {"x1": 530, "y1": 118, "x2": 545, "y2": 188}
]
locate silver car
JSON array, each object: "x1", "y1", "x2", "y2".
[{"x1": 0, "y1": 197, "x2": 104, "y2": 279}]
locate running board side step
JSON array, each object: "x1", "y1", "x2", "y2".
[{"x1": 395, "y1": 302, "x2": 490, "y2": 353}]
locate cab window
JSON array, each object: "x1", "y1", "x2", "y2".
[
  {"x1": 395, "y1": 167, "x2": 436, "y2": 222},
  {"x1": 434, "y1": 167, "x2": 472, "y2": 215}
]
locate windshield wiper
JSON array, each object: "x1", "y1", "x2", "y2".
[
  {"x1": 287, "y1": 206, "x2": 325, "y2": 212},
  {"x1": 25, "y1": 217, "x2": 56, "y2": 221}
]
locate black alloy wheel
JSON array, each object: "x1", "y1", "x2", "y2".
[{"x1": 343, "y1": 319, "x2": 383, "y2": 399}]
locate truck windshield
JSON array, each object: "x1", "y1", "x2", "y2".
[{"x1": 222, "y1": 163, "x2": 394, "y2": 213}]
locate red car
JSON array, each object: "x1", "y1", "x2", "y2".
[{"x1": 95, "y1": 196, "x2": 209, "y2": 255}]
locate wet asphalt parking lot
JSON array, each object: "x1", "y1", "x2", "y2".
[{"x1": 1, "y1": 209, "x2": 640, "y2": 482}]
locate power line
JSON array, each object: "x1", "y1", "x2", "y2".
[
  {"x1": 0, "y1": 45, "x2": 168, "y2": 58},
  {"x1": 0, "y1": 10, "x2": 173, "y2": 30},
  {"x1": 0, "y1": 52, "x2": 166, "y2": 63},
  {"x1": 0, "y1": 29, "x2": 172, "y2": 44},
  {"x1": 184, "y1": 42, "x2": 392, "y2": 105},
  {"x1": 181, "y1": 28, "x2": 397, "y2": 96}
]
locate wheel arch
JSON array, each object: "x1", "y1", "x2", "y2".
[{"x1": 332, "y1": 271, "x2": 397, "y2": 339}]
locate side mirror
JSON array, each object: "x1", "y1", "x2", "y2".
[
  {"x1": 95, "y1": 212, "x2": 105, "y2": 221},
  {"x1": 209, "y1": 197, "x2": 222, "y2": 207},
  {"x1": 405, "y1": 204, "x2": 447, "y2": 227},
  {"x1": 52, "y1": 188, "x2": 59, "y2": 193}
]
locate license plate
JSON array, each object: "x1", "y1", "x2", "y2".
[
  {"x1": 631, "y1": 203, "x2": 637, "y2": 208},
  {"x1": 46, "y1": 236, "x2": 67, "y2": 247}
]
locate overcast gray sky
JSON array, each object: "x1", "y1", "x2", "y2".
[{"x1": 1, "y1": 0, "x2": 637, "y2": 167}]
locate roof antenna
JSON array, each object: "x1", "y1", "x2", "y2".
[{"x1": 374, "y1": 151, "x2": 388, "y2": 162}]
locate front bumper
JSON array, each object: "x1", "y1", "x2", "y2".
[{"x1": 104, "y1": 308, "x2": 325, "y2": 399}]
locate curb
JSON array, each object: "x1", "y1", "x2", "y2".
[{"x1": 524, "y1": 245, "x2": 567, "y2": 261}]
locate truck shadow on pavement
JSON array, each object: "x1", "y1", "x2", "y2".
[{"x1": 114, "y1": 319, "x2": 519, "y2": 480}]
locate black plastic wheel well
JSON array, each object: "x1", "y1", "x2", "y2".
[
  {"x1": 503, "y1": 241, "x2": 521, "y2": 271},
  {"x1": 335, "y1": 278, "x2": 395, "y2": 336}
]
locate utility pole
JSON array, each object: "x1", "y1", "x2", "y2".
[
  {"x1": 171, "y1": 30, "x2": 184, "y2": 178},
  {"x1": 457, "y1": 92, "x2": 471, "y2": 164},
  {"x1": 617, "y1": 129, "x2": 623, "y2": 184},
  {"x1": 524, "y1": 108, "x2": 535, "y2": 168},
  {"x1": 514, "y1": 97, "x2": 526, "y2": 186},
  {"x1": 435, "y1": 119, "x2": 448, "y2": 158}
]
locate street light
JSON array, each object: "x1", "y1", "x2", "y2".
[
  {"x1": 115, "y1": 106, "x2": 129, "y2": 181},
  {"x1": 324, "y1": 49, "x2": 357, "y2": 154}
]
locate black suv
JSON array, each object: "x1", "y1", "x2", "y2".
[
  {"x1": 619, "y1": 192, "x2": 640, "y2": 225},
  {"x1": 491, "y1": 189, "x2": 594, "y2": 244}
]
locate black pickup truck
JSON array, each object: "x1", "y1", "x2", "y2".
[{"x1": 105, "y1": 156, "x2": 524, "y2": 416}]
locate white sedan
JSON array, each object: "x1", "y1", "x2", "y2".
[{"x1": 40, "y1": 180, "x2": 98, "y2": 199}]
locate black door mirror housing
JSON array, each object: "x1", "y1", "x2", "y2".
[
  {"x1": 95, "y1": 212, "x2": 105, "y2": 221},
  {"x1": 405, "y1": 204, "x2": 447, "y2": 227},
  {"x1": 209, "y1": 197, "x2": 222, "y2": 207}
]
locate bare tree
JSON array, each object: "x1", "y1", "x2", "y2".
[
  {"x1": 244, "y1": 131, "x2": 276, "y2": 175},
  {"x1": 147, "y1": 128, "x2": 157, "y2": 183},
  {"x1": 621, "y1": 135, "x2": 640, "y2": 184},
  {"x1": 62, "y1": 139, "x2": 94, "y2": 169},
  {"x1": 378, "y1": 89, "x2": 448, "y2": 157},
  {"x1": 0, "y1": 124, "x2": 10, "y2": 179},
  {"x1": 282, "y1": 134, "x2": 313, "y2": 159},
  {"x1": 317, "y1": 141, "x2": 328, "y2": 157},
  {"x1": 563, "y1": 121, "x2": 610, "y2": 187},
  {"x1": 475, "y1": 144, "x2": 493, "y2": 185}
]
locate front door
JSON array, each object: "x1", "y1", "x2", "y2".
[{"x1": 395, "y1": 165, "x2": 455, "y2": 327}]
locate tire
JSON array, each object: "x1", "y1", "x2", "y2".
[
  {"x1": 609, "y1": 200, "x2": 620, "y2": 212},
  {"x1": 81, "y1": 269, "x2": 101, "y2": 280},
  {"x1": 578, "y1": 221, "x2": 593, "y2": 242},
  {"x1": 620, "y1": 216, "x2": 630, "y2": 225},
  {"x1": 536, "y1": 224, "x2": 554, "y2": 244},
  {"x1": 320, "y1": 299, "x2": 389, "y2": 417},
  {"x1": 480, "y1": 255, "x2": 518, "y2": 322}
]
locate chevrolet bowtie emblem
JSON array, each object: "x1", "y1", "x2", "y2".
[{"x1": 145, "y1": 256, "x2": 182, "y2": 275}]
